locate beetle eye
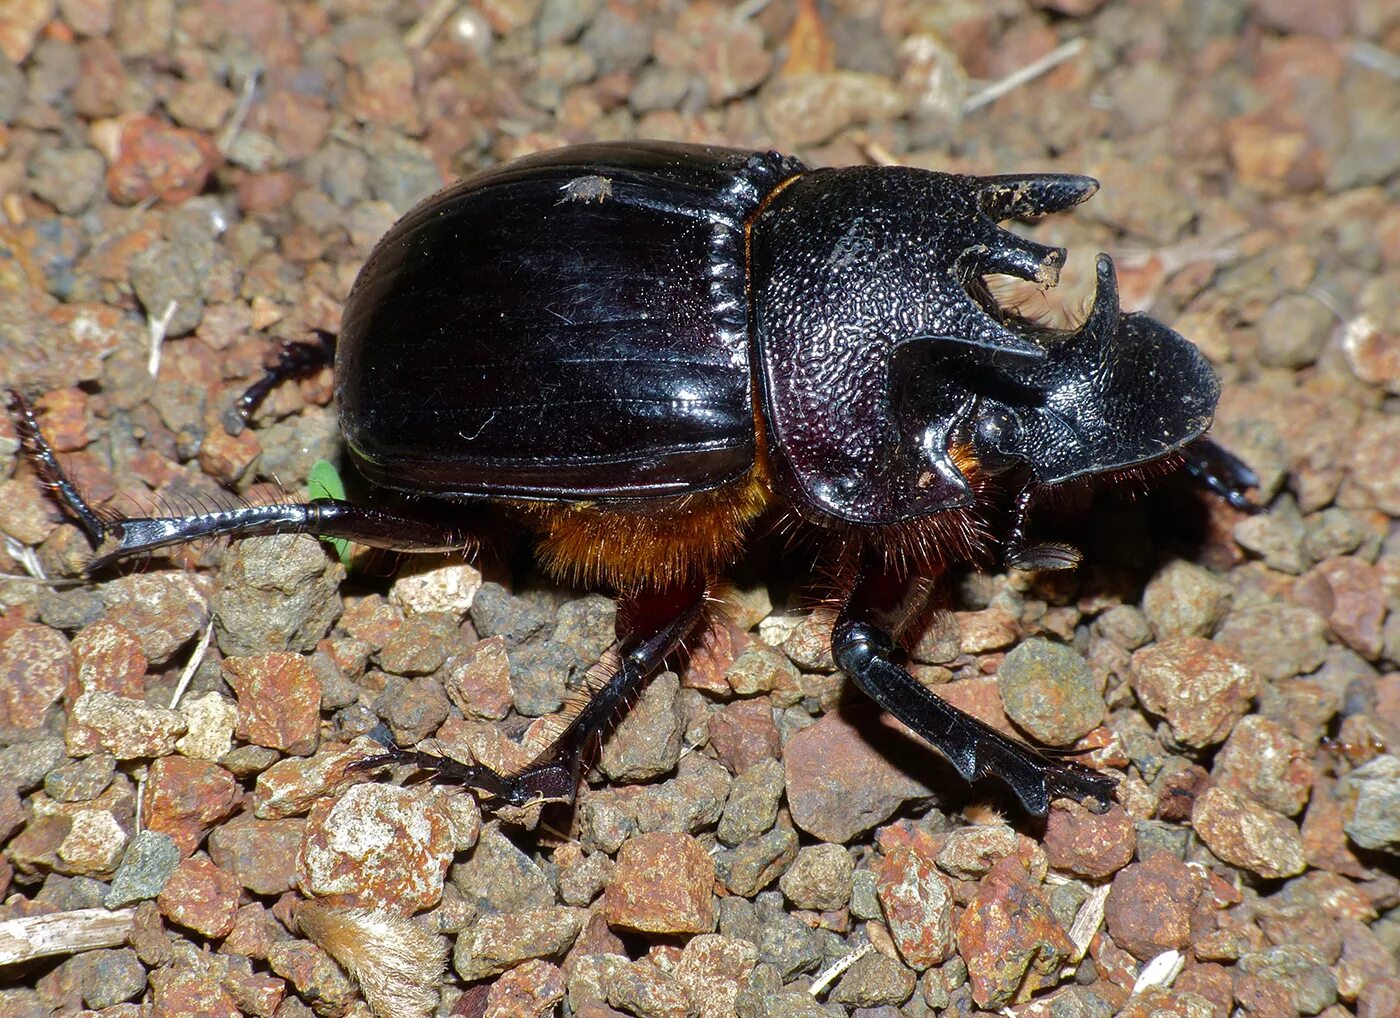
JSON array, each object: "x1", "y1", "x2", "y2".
[{"x1": 972, "y1": 406, "x2": 1023, "y2": 472}]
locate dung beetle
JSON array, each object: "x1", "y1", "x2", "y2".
[{"x1": 11, "y1": 141, "x2": 1256, "y2": 817}]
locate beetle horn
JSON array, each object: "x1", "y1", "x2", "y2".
[
  {"x1": 966, "y1": 232, "x2": 1067, "y2": 288},
  {"x1": 1075, "y1": 253, "x2": 1123, "y2": 349},
  {"x1": 977, "y1": 173, "x2": 1099, "y2": 221}
]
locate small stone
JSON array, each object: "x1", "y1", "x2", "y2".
[
  {"x1": 1214, "y1": 603, "x2": 1328, "y2": 683},
  {"x1": 140, "y1": 755, "x2": 240, "y2": 857},
  {"x1": 1191, "y1": 786, "x2": 1307, "y2": 879},
  {"x1": 222, "y1": 652, "x2": 322, "y2": 755},
  {"x1": 653, "y1": 3, "x2": 770, "y2": 102},
  {"x1": 469, "y1": 582, "x2": 552, "y2": 645},
  {"x1": 68, "y1": 691, "x2": 186, "y2": 759},
  {"x1": 605, "y1": 831, "x2": 716, "y2": 934},
  {"x1": 1237, "y1": 945, "x2": 1339, "y2": 1015},
  {"x1": 996, "y1": 639, "x2": 1104, "y2": 746},
  {"x1": 78, "y1": 946, "x2": 146, "y2": 1010},
  {"x1": 935, "y1": 824, "x2": 1018, "y2": 880},
  {"x1": 600, "y1": 671, "x2": 683, "y2": 782},
  {"x1": 1141, "y1": 560, "x2": 1234, "y2": 639},
  {"x1": 1213, "y1": 715, "x2": 1313, "y2": 816},
  {"x1": 58, "y1": 806, "x2": 128, "y2": 875},
  {"x1": 156, "y1": 854, "x2": 240, "y2": 938},
  {"x1": 0, "y1": 622, "x2": 71, "y2": 729},
  {"x1": 830, "y1": 951, "x2": 917, "y2": 1007},
  {"x1": 484, "y1": 958, "x2": 566, "y2": 1018},
  {"x1": 725, "y1": 643, "x2": 800, "y2": 702},
  {"x1": 1043, "y1": 801, "x2": 1136, "y2": 879},
  {"x1": 779, "y1": 843, "x2": 853, "y2": 912},
  {"x1": 378, "y1": 612, "x2": 461, "y2": 676},
  {"x1": 1351, "y1": 416, "x2": 1400, "y2": 515},
  {"x1": 70, "y1": 618, "x2": 147, "y2": 702},
  {"x1": 557, "y1": 846, "x2": 613, "y2": 907},
  {"x1": 1337, "y1": 754, "x2": 1400, "y2": 855},
  {"x1": 452, "y1": 823, "x2": 556, "y2": 915},
  {"x1": 104, "y1": 114, "x2": 222, "y2": 205},
  {"x1": 149, "y1": 962, "x2": 241, "y2": 1018},
  {"x1": 253, "y1": 738, "x2": 378, "y2": 819},
  {"x1": 129, "y1": 237, "x2": 209, "y2": 337},
  {"x1": 207, "y1": 813, "x2": 304, "y2": 895},
  {"x1": 673, "y1": 934, "x2": 758, "y2": 1018},
  {"x1": 267, "y1": 940, "x2": 355, "y2": 1016},
  {"x1": 1234, "y1": 498, "x2": 1308, "y2": 574},
  {"x1": 106, "y1": 830, "x2": 180, "y2": 907},
  {"x1": 1293, "y1": 558, "x2": 1386, "y2": 660},
  {"x1": 715, "y1": 824, "x2": 798, "y2": 898},
  {"x1": 44, "y1": 752, "x2": 116, "y2": 802},
  {"x1": 1130, "y1": 638, "x2": 1257, "y2": 747},
  {"x1": 388, "y1": 558, "x2": 482, "y2": 617},
  {"x1": 174, "y1": 691, "x2": 238, "y2": 761},
  {"x1": 718, "y1": 756, "x2": 784, "y2": 846},
  {"x1": 297, "y1": 783, "x2": 456, "y2": 912},
  {"x1": 454, "y1": 906, "x2": 586, "y2": 981},
  {"x1": 707, "y1": 697, "x2": 781, "y2": 775},
  {"x1": 784, "y1": 709, "x2": 936, "y2": 843},
  {"x1": 760, "y1": 70, "x2": 906, "y2": 147},
  {"x1": 956, "y1": 855, "x2": 1073, "y2": 1007},
  {"x1": 955, "y1": 607, "x2": 1019, "y2": 653},
  {"x1": 442, "y1": 636, "x2": 513, "y2": 721},
  {"x1": 1103, "y1": 852, "x2": 1200, "y2": 960},
  {"x1": 876, "y1": 834, "x2": 956, "y2": 970},
  {"x1": 780, "y1": 612, "x2": 835, "y2": 670},
  {"x1": 1257, "y1": 293, "x2": 1335, "y2": 368},
  {"x1": 211, "y1": 534, "x2": 343, "y2": 658}
]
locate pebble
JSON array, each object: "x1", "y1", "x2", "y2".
[
  {"x1": 103, "y1": 115, "x2": 222, "y2": 205},
  {"x1": 70, "y1": 618, "x2": 147, "y2": 702},
  {"x1": 156, "y1": 854, "x2": 241, "y2": 938},
  {"x1": 68, "y1": 691, "x2": 186, "y2": 759},
  {"x1": 718, "y1": 756, "x2": 784, "y2": 846},
  {"x1": 1212, "y1": 715, "x2": 1313, "y2": 816},
  {"x1": 599, "y1": 671, "x2": 684, "y2": 782},
  {"x1": 174, "y1": 691, "x2": 238, "y2": 761},
  {"x1": 140, "y1": 755, "x2": 239, "y2": 857},
  {"x1": 760, "y1": 70, "x2": 906, "y2": 147},
  {"x1": 935, "y1": 824, "x2": 1019, "y2": 880},
  {"x1": 1191, "y1": 786, "x2": 1307, "y2": 878},
  {"x1": 1043, "y1": 801, "x2": 1136, "y2": 878},
  {"x1": 0, "y1": 621, "x2": 71, "y2": 729},
  {"x1": 442, "y1": 636, "x2": 514, "y2": 721},
  {"x1": 715, "y1": 824, "x2": 797, "y2": 899},
  {"x1": 956, "y1": 855, "x2": 1073, "y2": 1007},
  {"x1": 779, "y1": 843, "x2": 853, "y2": 913},
  {"x1": 484, "y1": 957, "x2": 566, "y2": 1018},
  {"x1": 673, "y1": 934, "x2": 759, "y2": 1018},
  {"x1": 297, "y1": 783, "x2": 456, "y2": 912},
  {"x1": 454, "y1": 905, "x2": 586, "y2": 981},
  {"x1": 1103, "y1": 852, "x2": 1200, "y2": 960},
  {"x1": 206, "y1": 813, "x2": 304, "y2": 896},
  {"x1": 470, "y1": 582, "x2": 554, "y2": 645},
  {"x1": 388, "y1": 558, "x2": 482, "y2": 618},
  {"x1": 210, "y1": 534, "x2": 344, "y2": 658},
  {"x1": 996, "y1": 638, "x2": 1104, "y2": 746},
  {"x1": 609, "y1": 835, "x2": 715, "y2": 934},
  {"x1": 27, "y1": 145, "x2": 105, "y2": 214},
  {"x1": 1234, "y1": 499, "x2": 1308, "y2": 574},
  {"x1": 1336, "y1": 754, "x2": 1400, "y2": 855},
  {"x1": 1141, "y1": 560, "x2": 1234, "y2": 639},
  {"x1": 1257, "y1": 293, "x2": 1335, "y2": 368},
  {"x1": 267, "y1": 939, "x2": 356, "y2": 1016},
  {"x1": 707, "y1": 697, "x2": 781, "y2": 774},
  {"x1": 1237, "y1": 945, "x2": 1339, "y2": 1015},
  {"x1": 1293, "y1": 557, "x2": 1386, "y2": 660},
  {"x1": 577, "y1": 754, "x2": 731, "y2": 852},
  {"x1": 726, "y1": 642, "x2": 801, "y2": 701},
  {"x1": 1350, "y1": 416, "x2": 1400, "y2": 515},
  {"x1": 44, "y1": 751, "x2": 116, "y2": 802},
  {"x1": 784, "y1": 709, "x2": 936, "y2": 843},
  {"x1": 77, "y1": 946, "x2": 147, "y2": 1010},
  {"x1": 149, "y1": 962, "x2": 241, "y2": 1018},
  {"x1": 453, "y1": 823, "x2": 556, "y2": 915},
  {"x1": 653, "y1": 3, "x2": 771, "y2": 103},
  {"x1": 1130, "y1": 638, "x2": 1258, "y2": 747},
  {"x1": 222, "y1": 652, "x2": 322, "y2": 755},
  {"x1": 252, "y1": 738, "x2": 379, "y2": 820},
  {"x1": 829, "y1": 950, "x2": 917, "y2": 1007},
  {"x1": 875, "y1": 833, "x2": 956, "y2": 969},
  {"x1": 105, "y1": 830, "x2": 180, "y2": 907}
]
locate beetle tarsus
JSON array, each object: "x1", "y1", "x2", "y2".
[
  {"x1": 7, "y1": 389, "x2": 108, "y2": 547},
  {"x1": 834, "y1": 582, "x2": 1116, "y2": 817},
  {"x1": 1181, "y1": 437, "x2": 1260, "y2": 512},
  {"x1": 223, "y1": 328, "x2": 337, "y2": 435}
]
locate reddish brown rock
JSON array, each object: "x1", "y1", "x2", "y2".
[
  {"x1": 681, "y1": 620, "x2": 743, "y2": 696},
  {"x1": 207, "y1": 812, "x2": 304, "y2": 895},
  {"x1": 224, "y1": 902, "x2": 283, "y2": 960},
  {"x1": 934, "y1": 823, "x2": 1019, "y2": 879},
  {"x1": 1131, "y1": 638, "x2": 1258, "y2": 747},
  {"x1": 1293, "y1": 558, "x2": 1386, "y2": 660},
  {"x1": 673, "y1": 934, "x2": 759, "y2": 1018},
  {"x1": 454, "y1": 907, "x2": 587, "y2": 981},
  {"x1": 874, "y1": 829, "x2": 956, "y2": 969},
  {"x1": 707, "y1": 697, "x2": 780, "y2": 774},
  {"x1": 69, "y1": 618, "x2": 147, "y2": 702},
  {"x1": 1213, "y1": 715, "x2": 1313, "y2": 816},
  {"x1": 297, "y1": 783, "x2": 455, "y2": 912},
  {"x1": 0, "y1": 622, "x2": 71, "y2": 729},
  {"x1": 605, "y1": 831, "x2": 716, "y2": 935},
  {"x1": 222, "y1": 652, "x2": 322, "y2": 755},
  {"x1": 442, "y1": 636, "x2": 513, "y2": 721},
  {"x1": 104, "y1": 114, "x2": 222, "y2": 205},
  {"x1": 141, "y1": 756, "x2": 240, "y2": 857},
  {"x1": 1104, "y1": 852, "x2": 1202, "y2": 960},
  {"x1": 253, "y1": 738, "x2": 378, "y2": 820},
  {"x1": 1043, "y1": 800, "x2": 1136, "y2": 878},
  {"x1": 149, "y1": 965, "x2": 240, "y2": 1018},
  {"x1": 157, "y1": 854, "x2": 241, "y2": 938},
  {"x1": 267, "y1": 940, "x2": 356, "y2": 1015},
  {"x1": 484, "y1": 958, "x2": 567, "y2": 1018},
  {"x1": 68, "y1": 692, "x2": 186, "y2": 759},
  {"x1": 956, "y1": 854, "x2": 1073, "y2": 1007},
  {"x1": 1193, "y1": 787, "x2": 1306, "y2": 879},
  {"x1": 100, "y1": 573, "x2": 210, "y2": 668}
]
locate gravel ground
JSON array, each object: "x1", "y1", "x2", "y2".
[{"x1": 1, "y1": 1, "x2": 1399, "y2": 1017}]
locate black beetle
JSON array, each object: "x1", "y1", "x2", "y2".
[{"x1": 11, "y1": 141, "x2": 1256, "y2": 817}]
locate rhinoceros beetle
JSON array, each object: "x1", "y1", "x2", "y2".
[{"x1": 11, "y1": 141, "x2": 1256, "y2": 817}]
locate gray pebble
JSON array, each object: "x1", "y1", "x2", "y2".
[
  {"x1": 0, "y1": 737, "x2": 66, "y2": 793},
  {"x1": 80, "y1": 947, "x2": 147, "y2": 1009},
  {"x1": 256, "y1": 408, "x2": 341, "y2": 492},
  {"x1": 537, "y1": 0, "x2": 601, "y2": 45},
  {"x1": 1141, "y1": 560, "x2": 1233, "y2": 639},
  {"x1": 211, "y1": 533, "x2": 344, "y2": 657},
  {"x1": 997, "y1": 638, "x2": 1104, "y2": 746},
  {"x1": 365, "y1": 135, "x2": 444, "y2": 213},
  {"x1": 779, "y1": 843, "x2": 853, "y2": 912},
  {"x1": 43, "y1": 752, "x2": 115, "y2": 803},
  {"x1": 470, "y1": 582, "x2": 553, "y2": 645},
  {"x1": 451, "y1": 825, "x2": 555, "y2": 915},
  {"x1": 105, "y1": 830, "x2": 180, "y2": 908},
  {"x1": 754, "y1": 893, "x2": 822, "y2": 980},
  {"x1": 1338, "y1": 753, "x2": 1400, "y2": 855},
  {"x1": 1234, "y1": 500, "x2": 1308, "y2": 574},
  {"x1": 1257, "y1": 294, "x2": 1334, "y2": 369},
  {"x1": 829, "y1": 950, "x2": 916, "y2": 1007},
  {"x1": 599, "y1": 671, "x2": 683, "y2": 783},
  {"x1": 129, "y1": 238, "x2": 211, "y2": 338},
  {"x1": 1214, "y1": 603, "x2": 1328, "y2": 682},
  {"x1": 850, "y1": 869, "x2": 882, "y2": 921},
  {"x1": 580, "y1": 6, "x2": 652, "y2": 75},
  {"x1": 1237, "y1": 945, "x2": 1338, "y2": 1015},
  {"x1": 0, "y1": 51, "x2": 24, "y2": 122},
  {"x1": 718, "y1": 757, "x2": 784, "y2": 847},
  {"x1": 27, "y1": 146, "x2": 105, "y2": 215},
  {"x1": 716, "y1": 825, "x2": 798, "y2": 898}
]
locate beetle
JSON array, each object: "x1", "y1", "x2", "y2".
[{"x1": 10, "y1": 141, "x2": 1256, "y2": 818}]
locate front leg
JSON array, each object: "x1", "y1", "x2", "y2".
[{"x1": 832, "y1": 569, "x2": 1115, "y2": 816}]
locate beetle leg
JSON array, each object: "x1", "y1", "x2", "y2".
[
  {"x1": 9, "y1": 389, "x2": 471, "y2": 572},
  {"x1": 222, "y1": 329, "x2": 337, "y2": 435},
  {"x1": 832, "y1": 568, "x2": 1115, "y2": 816},
  {"x1": 360, "y1": 581, "x2": 709, "y2": 808},
  {"x1": 1181, "y1": 437, "x2": 1260, "y2": 512},
  {"x1": 1002, "y1": 484, "x2": 1082, "y2": 572}
]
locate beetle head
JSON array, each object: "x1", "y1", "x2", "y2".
[{"x1": 902, "y1": 253, "x2": 1219, "y2": 493}]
